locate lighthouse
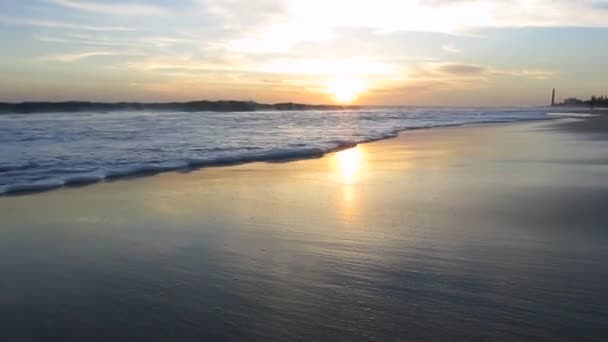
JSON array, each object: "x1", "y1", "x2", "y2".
[{"x1": 551, "y1": 88, "x2": 556, "y2": 106}]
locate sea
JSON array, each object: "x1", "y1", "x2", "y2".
[
  {"x1": 1, "y1": 106, "x2": 607, "y2": 341},
  {"x1": 0, "y1": 107, "x2": 559, "y2": 195}
]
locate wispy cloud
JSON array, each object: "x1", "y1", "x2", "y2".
[
  {"x1": 511, "y1": 69, "x2": 556, "y2": 80},
  {"x1": 341, "y1": 0, "x2": 608, "y2": 31},
  {"x1": 210, "y1": 0, "x2": 608, "y2": 39},
  {"x1": 434, "y1": 63, "x2": 488, "y2": 76},
  {"x1": 121, "y1": 53, "x2": 397, "y2": 79},
  {"x1": 414, "y1": 62, "x2": 556, "y2": 80},
  {"x1": 123, "y1": 54, "x2": 251, "y2": 73},
  {"x1": 0, "y1": 15, "x2": 133, "y2": 31},
  {"x1": 47, "y1": 0, "x2": 169, "y2": 16},
  {"x1": 42, "y1": 51, "x2": 120, "y2": 62},
  {"x1": 36, "y1": 33, "x2": 197, "y2": 48},
  {"x1": 183, "y1": 0, "x2": 608, "y2": 62},
  {"x1": 442, "y1": 44, "x2": 461, "y2": 54},
  {"x1": 0, "y1": 0, "x2": 600, "y2": 105},
  {"x1": 36, "y1": 35, "x2": 136, "y2": 46},
  {"x1": 260, "y1": 57, "x2": 394, "y2": 76}
]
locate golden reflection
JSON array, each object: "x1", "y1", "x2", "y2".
[
  {"x1": 336, "y1": 146, "x2": 361, "y2": 184},
  {"x1": 335, "y1": 147, "x2": 361, "y2": 226}
]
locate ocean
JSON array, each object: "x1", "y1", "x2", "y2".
[
  {"x1": 0, "y1": 107, "x2": 553, "y2": 195},
  {"x1": 1, "y1": 110, "x2": 607, "y2": 341}
]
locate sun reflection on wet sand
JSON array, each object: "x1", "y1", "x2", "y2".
[
  {"x1": 335, "y1": 146, "x2": 361, "y2": 184},
  {"x1": 333, "y1": 147, "x2": 363, "y2": 225}
]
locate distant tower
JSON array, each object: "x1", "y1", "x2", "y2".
[{"x1": 551, "y1": 88, "x2": 556, "y2": 106}]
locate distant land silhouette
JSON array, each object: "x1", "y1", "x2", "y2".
[
  {"x1": 551, "y1": 93, "x2": 608, "y2": 109},
  {"x1": 0, "y1": 100, "x2": 360, "y2": 114}
]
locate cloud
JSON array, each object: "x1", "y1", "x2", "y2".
[
  {"x1": 368, "y1": 60, "x2": 557, "y2": 105},
  {"x1": 36, "y1": 32, "x2": 199, "y2": 49},
  {"x1": 442, "y1": 44, "x2": 461, "y2": 53},
  {"x1": 0, "y1": 0, "x2": 594, "y2": 105},
  {"x1": 47, "y1": 0, "x2": 169, "y2": 16},
  {"x1": 0, "y1": 15, "x2": 133, "y2": 31},
  {"x1": 196, "y1": 0, "x2": 284, "y2": 31},
  {"x1": 121, "y1": 53, "x2": 399, "y2": 80},
  {"x1": 240, "y1": 0, "x2": 608, "y2": 37},
  {"x1": 414, "y1": 62, "x2": 556, "y2": 80},
  {"x1": 186, "y1": 0, "x2": 608, "y2": 62},
  {"x1": 123, "y1": 54, "x2": 252, "y2": 73},
  {"x1": 42, "y1": 51, "x2": 120, "y2": 62},
  {"x1": 224, "y1": 23, "x2": 336, "y2": 54},
  {"x1": 36, "y1": 35, "x2": 137, "y2": 46},
  {"x1": 435, "y1": 63, "x2": 488, "y2": 76},
  {"x1": 260, "y1": 58, "x2": 394, "y2": 76},
  {"x1": 510, "y1": 69, "x2": 556, "y2": 80}
]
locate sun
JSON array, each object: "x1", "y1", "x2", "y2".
[{"x1": 326, "y1": 78, "x2": 366, "y2": 103}]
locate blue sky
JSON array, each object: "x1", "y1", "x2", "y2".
[{"x1": 0, "y1": 0, "x2": 607, "y2": 105}]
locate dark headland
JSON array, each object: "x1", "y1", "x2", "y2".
[{"x1": 0, "y1": 100, "x2": 359, "y2": 114}]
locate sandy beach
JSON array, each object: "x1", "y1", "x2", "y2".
[{"x1": 1, "y1": 117, "x2": 607, "y2": 341}]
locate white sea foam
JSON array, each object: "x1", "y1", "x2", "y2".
[
  {"x1": 547, "y1": 112, "x2": 599, "y2": 118},
  {"x1": 0, "y1": 107, "x2": 557, "y2": 195}
]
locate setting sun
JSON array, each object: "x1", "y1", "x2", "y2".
[
  {"x1": 327, "y1": 78, "x2": 367, "y2": 103},
  {"x1": 1, "y1": 0, "x2": 608, "y2": 340}
]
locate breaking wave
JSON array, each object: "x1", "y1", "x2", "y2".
[{"x1": 0, "y1": 107, "x2": 558, "y2": 195}]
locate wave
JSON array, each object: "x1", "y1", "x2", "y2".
[
  {"x1": 547, "y1": 112, "x2": 599, "y2": 118},
  {"x1": 0, "y1": 144, "x2": 358, "y2": 196},
  {"x1": 0, "y1": 111, "x2": 555, "y2": 196},
  {"x1": 0, "y1": 162, "x2": 40, "y2": 173}
]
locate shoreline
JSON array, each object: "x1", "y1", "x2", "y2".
[
  {"x1": 1, "y1": 115, "x2": 607, "y2": 340},
  {"x1": 2, "y1": 115, "x2": 607, "y2": 340},
  {"x1": 0, "y1": 116, "x2": 561, "y2": 197},
  {"x1": 3, "y1": 103, "x2": 602, "y2": 115}
]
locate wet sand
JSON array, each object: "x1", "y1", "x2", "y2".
[{"x1": 1, "y1": 118, "x2": 607, "y2": 341}]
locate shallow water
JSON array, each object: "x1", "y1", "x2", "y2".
[{"x1": 0, "y1": 107, "x2": 552, "y2": 194}]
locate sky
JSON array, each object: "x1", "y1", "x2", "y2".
[{"x1": 0, "y1": 0, "x2": 607, "y2": 106}]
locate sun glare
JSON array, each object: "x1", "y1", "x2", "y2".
[
  {"x1": 336, "y1": 147, "x2": 361, "y2": 184},
  {"x1": 327, "y1": 78, "x2": 366, "y2": 103}
]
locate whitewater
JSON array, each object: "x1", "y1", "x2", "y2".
[{"x1": 0, "y1": 107, "x2": 559, "y2": 195}]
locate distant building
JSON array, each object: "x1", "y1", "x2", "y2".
[
  {"x1": 563, "y1": 98, "x2": 584, "y2": 106},
  {"x1": 552, "y1": 93, "x2": 607, "y2": 108}
]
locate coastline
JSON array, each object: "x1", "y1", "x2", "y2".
[
  {"x1": 1, "y1": 117, "x2": 607, "y2": 340},
  {"x1": 0, "y1": 100, "x2": 360, "y2": 114},
  {"x1": 0, "y1": 114, "x2": 561, "y2": 197}
]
